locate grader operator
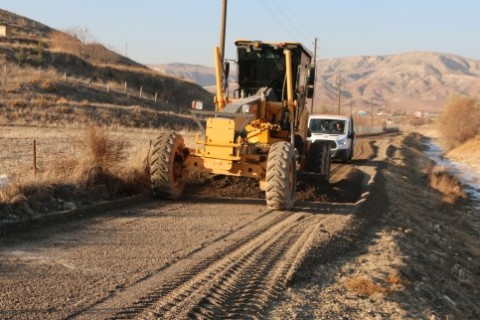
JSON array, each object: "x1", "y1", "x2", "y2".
[{"x1": 150, "y1": 40, "x2": 331, "y2": 209}]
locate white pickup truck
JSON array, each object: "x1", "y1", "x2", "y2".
[{"x1": 307, "y1": 114, "x2": 355, "y2": 163}]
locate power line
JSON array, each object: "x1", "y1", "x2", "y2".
[
  {"x1": 258, "y1": 0, "x2": 299, "y2": 41},
  {"x1": 273, "y1": 0, "x2": 313, "y2": 44}
]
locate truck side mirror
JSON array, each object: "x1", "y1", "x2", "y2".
[
  {"x1": 306, "y1": 67, "x2": 315, "y2": 98},
  {"x1": 307, "y1": 85, "x2": 314, "y2": 99},
  {"x1": 308, "y1": 67, "x2": 316, "y2": 86}
]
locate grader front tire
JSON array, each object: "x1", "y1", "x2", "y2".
[
  {"x1": 265, "y1": 142, "x2": 296, "y2": 210},
  {"x1": 150, "y1": 132, "x2": 187, "y2": 200}
]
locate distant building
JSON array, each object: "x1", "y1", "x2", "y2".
[
  {"x1": 413, "y1": 110, "x2": 429, "y2": 118},
  {"x1": 0, "y1": 25, "x2": 11, "y2": 37}
]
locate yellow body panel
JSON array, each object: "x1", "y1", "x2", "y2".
[
  {"x1": 206, "y1": 118, "x2": 234, "y2": 144},
  {"x1": 202, "y1": 118, "x2": 237, "y2": 170}
]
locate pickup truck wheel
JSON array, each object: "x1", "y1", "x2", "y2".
[
  {"x1": 342, "y1": 147, "x2": 353, "y2": 164},
  {"x1": 266, "y1": 142, "x2": 296, "y2": 210},
  {"x1": 150, "y1": 132, "x2": 187, "y2": 200}
]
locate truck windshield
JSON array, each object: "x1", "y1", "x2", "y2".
[{"x1": 309, "y1": 119, "x2": 346, "y2": 134}]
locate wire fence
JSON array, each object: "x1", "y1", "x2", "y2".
[
  {"x1": 0, "y1": 139, "x2": 74, "y2": 176},
  {"x1": 0, "y1": 126, "x2": 156, "y2": 176},
  {"x1": 1, "y1": 62, "x2": 175, "y2": 107}
]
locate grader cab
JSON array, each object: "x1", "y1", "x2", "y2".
[{"x1": 150, "y1": 40, "x2": 331, "y2": 209}]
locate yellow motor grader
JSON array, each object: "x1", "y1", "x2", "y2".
[{"x1": 150, "y1": 40, "x2": 331, "y2": 209}]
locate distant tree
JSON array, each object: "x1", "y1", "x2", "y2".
[
  {"x1": 65, "y1": 26, "x2": 96, "y2": 44},
  {"x1": 437, "y1": 95, "x2": 480, "y2": 149}
]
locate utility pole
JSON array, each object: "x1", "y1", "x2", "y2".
[
  {"x1": 310, "y1": 37, "x2": 318, "y2": 115},
  {"x1": 219, "y1": 0, "x2": 228, "y2": 61},
  {"x1": 337, "y1": 74, "x2": 342, "y2": 115},
  {"x1": 350, "y1": 98, "x2": 353, "y2": 116},
  {"x1": 370, "y1": 97, "x2": 374, "y2": 127}
]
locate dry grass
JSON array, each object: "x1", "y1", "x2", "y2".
[
  {"x1": 437, "y1": 96, "x2": 480, "y2": 150},
  {"x1": 387, "y1": 272, "x2": 407, "y2": 286},
  {"x1": 0, "y1": 126, "x2": 151, "y2": 219},
  {"x1": 345, "y1": 277, "x2": 389, "y2": 296},
  {"x1": 345, "y1": 272, "x2": 406, "y2": 296},
  {"x1": 429, "y1": 165, "x2": 467, "y2": 204}
]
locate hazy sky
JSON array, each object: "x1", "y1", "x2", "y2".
[{"x1": 1, "y1": 0, "x2": 479, "y2": 66}]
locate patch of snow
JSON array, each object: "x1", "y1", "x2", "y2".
[
  {"x1": 63, "y1": 202, "x2": 77, "y2": 211},
  {"x1": 0, "y1": 174, "x2": 11, "y2": 188},
  {"x1": 424, "y1": 139, "x2": 480, "y2": 209}
]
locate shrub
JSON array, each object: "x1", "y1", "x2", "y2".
[
  {"x1": 74, "y1": 126, "x2": 128, "y2": 184},
  {"x1": 15, "y1": 48, "x2": 25, "y2": 64},
  {"x1": 437, "y1": 96, "x2": 480, "y2": 150},
  {"x1": 345, "y1": 277, "x2": 388, "y2": 296},
  {"x1": 429, "y1": 166, "x2": 466, "y2": 204},
  {"x1": 34, "y1": 42, "x2": 45, "y2": 65}
]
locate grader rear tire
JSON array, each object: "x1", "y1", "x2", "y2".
[
  {"x1": 150, "y1": 132, "x2": 186, "y2": 200},
  {"x1": 265, "y1": 142, "x2": 296, "y2": 210}
]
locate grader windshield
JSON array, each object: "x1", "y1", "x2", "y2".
[{"x1": 235, "y1": 41, "x2": 312, "y2": 102}]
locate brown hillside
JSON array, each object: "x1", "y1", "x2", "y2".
[
  {"x1": 0, "y1": 9, "x2": 213, "y2": 129},
  {"x1": 315, "y1": 52, "x2": 480, "y2": 114}
]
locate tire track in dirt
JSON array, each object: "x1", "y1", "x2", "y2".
[
  {"x1": 142, "y1": 213, "x2": 330, "y2": 320},
  {"x1": 71, "y1": 209, "x2": 332, "y2": 320},
  {"x1": 70, "y1": 208, "x2": 288, "y2": 319}
]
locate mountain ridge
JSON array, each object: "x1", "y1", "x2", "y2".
[{"x1": 152, "y1": 51, "x2": 480, "y2": 113}]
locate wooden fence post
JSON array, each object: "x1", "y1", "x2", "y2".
[
  {"x1": 33, "y1": 140, "x2": 37, "y2": 176},
  {"x1": 124, "y1": 81, "x2": 127, "y2": 93},
  {"x1": 139, "y1": 86, "x2": 143, "y2": 99},
  {"x1": 154, "y1": 92, "x2": 158, "y2": 103}
]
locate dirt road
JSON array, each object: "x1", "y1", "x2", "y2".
[{"x1": 1, "y1": 134, "x2": 479, "y2": 319}]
